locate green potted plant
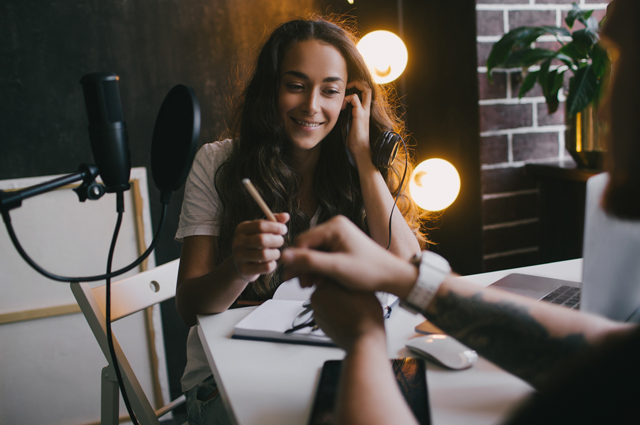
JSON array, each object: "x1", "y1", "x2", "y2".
[{"x1": 486, "y1": 3, "x2": 610, "y2": 168}]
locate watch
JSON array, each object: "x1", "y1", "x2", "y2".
[{"x1": 400, "y1": 250, "x2": 451, "y2": 314}]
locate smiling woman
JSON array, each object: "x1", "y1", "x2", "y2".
[{"x1": 173, "y1": 15, "x2": 426, "y2": 424}]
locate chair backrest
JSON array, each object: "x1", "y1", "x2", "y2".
[
  {"x1": 92, "y1": 260, "x2": 180, "y2": 322},
  {"x1": 71, "y1": 258, "x2": 181, "y2": 425}
]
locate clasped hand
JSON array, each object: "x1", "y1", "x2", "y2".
[
  {"x1": 281, "y1": 216, "x2": 418, "y2": 349},
  {"x1": 232, "y1": 212, "x2": 289, "y2": 282}
]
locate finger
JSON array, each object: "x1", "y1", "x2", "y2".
[
  {"x1": 281, "y1": 248, "x2": 357, "y2": 287},
  {"x1": 347, "y1": 81, "x2": 372, "y2": 112},
  {"x1": 274, "y1": 212, "x2": 290, "y2": 225},
  {"x1": 345, "y1": 91, "x2": 362, "y2": 110},
  {"x1": 235, "y1": 246, "x2": 282, "y2": 263},
  {"x1": 235, "y1": 233, "x2": 285, "y2": 250},
  {"x1": 236, "y1": 219, "x2": 288, "y2": 236},
  {"x1": 291, "y1": 216, "x2": 348, "y2": 250},
  {"x1": 236, "y1": 260, "x2": 278, "y2": 279},
  {"x1": 283, "y1": 266, "x2": 321, "y2": 287}
]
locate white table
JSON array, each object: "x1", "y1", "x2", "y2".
[{"x1": 198, "y1": 259, "x2": 583, "y2": 425}]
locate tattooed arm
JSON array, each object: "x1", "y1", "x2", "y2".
[
  {"x1": 282, "y1": 216, "x2": 635, "y2": 390},
  {"x1": 422, "y1": 276, "x2": 632, "y2": 390}
]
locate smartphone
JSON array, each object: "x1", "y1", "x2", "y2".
[{"x1": 307, "y1": 357, "x2": 431, "y2": 425}]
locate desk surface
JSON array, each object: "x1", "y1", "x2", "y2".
[{"x1": 198, "y1": 259, "x2": 583, "y2": 425}]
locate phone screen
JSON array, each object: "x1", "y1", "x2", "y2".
[{"x1": 307, "y1": 358, "x2": 431, "y2": 425}]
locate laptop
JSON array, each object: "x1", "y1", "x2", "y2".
[{"x1": 489, "y1": 173, "x2": 640, "y2": 323}]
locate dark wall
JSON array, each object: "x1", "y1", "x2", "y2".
[
  {"x1": 1, "y1": 0, "x2": 349, "y2": 404},
  {"x1": 358, "y1": 0, "x2": 483, "y2": 275}
]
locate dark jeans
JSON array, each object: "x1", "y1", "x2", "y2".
[{"x1": 185, "y1": 375, "x2": 233, "y2": 425}]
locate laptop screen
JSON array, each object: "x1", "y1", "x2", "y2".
[{"x1": 581, "y1": 173, "x2": 640, "y2": 322}]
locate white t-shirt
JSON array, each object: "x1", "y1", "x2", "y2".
[
  {"x1": 176, "y1": 139, "x2": 320, "y2": 392},
  {"x1": 176, "y1": 139, "x2": 233, "y2": 392}
]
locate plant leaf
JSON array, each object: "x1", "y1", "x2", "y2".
[
  {"x1": 572, "y1": 28, "x2": 600, "y2": 57},
  {"x1": 567, "y1": 65, "x2": 598, "y2": 117},
  {"x1": 556, "y1": 53, "x2": 576, "y2": 69},
  {"x1": 518, "y1": 70, "x2": 539, "y2": 99},
  {"x1": 537, "y1": 58, "x2": 552, "y2": 97},
  {"x1": 503, "y1": 48, "x2": 557, "y2": 69},
  {"x1": 565, "y1": 4, "x2": 581, "y2": 29},
  {"x1": 559, "y1": 41, "x2": 587, "y2": 63},
  {"x1": 565, "y1": 3, "x2": 595, "y2": 29},
  {"x1": 544, "y1": 69, "x2": 566, "y2": 114},
  {"x1": 581, "y1": 10, "x2": 595, "y2": 25},
  {"x1": 539, "y1": 25, "x2": 571, "y2": 40},
  {"x1": 486, "y1": 27, "x2": 549, "y2": 76}
]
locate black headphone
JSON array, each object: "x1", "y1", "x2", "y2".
[{"x1": 372, "y1": 130, "x2": 401, "y2": 169}]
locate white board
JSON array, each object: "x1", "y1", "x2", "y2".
[{"x1": 0, "y1": 168, "x2": 171, "y2": 425}]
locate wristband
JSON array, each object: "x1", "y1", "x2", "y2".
[{"x1": 400, "y1": 250, "x2": 451, "y2": 314}]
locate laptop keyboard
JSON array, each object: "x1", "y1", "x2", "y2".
[{"x1": 540, "y1": 285, "x2": 581, "y2": 309}]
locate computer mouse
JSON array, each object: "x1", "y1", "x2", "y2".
[{"x1": 405, "y1": 334, "x2": 478, "y2": 370}]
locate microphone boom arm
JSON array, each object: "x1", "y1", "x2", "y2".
[{"x1": 0, "y1": 164, "x2": 103, "y2": 212}]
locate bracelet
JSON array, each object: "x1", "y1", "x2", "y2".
[{"x1": 400, "y1": 251, "x2": 451, "y2": 315}]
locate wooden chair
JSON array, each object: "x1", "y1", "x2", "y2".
[{"x1": 71, "y1": 259, "x2": 185, "y2": 425}]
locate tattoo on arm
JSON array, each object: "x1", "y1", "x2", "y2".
[{"x1": 424, "y1": 291, "x2": 590, "y2": 389}]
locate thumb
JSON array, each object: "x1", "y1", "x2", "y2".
[{"x1": 282, "y1": 248, "x2": 354, "y2": 286}]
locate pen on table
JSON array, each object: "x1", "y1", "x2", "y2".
[{"x1": 242, "y1": 178, "x2": 277, "y2": 222}]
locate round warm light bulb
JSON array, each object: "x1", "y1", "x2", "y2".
[
  {"x1": 357, "y1": 31, "x2": 408, "y2": 84},
  {"x1": 409, "y1": 159, "x2": 461, "y2": 211}
]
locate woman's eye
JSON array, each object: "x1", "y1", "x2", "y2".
[
  {"x1": 287, "y1": 83, "x2": 304, "y2": 91},
  {"x1": 324, "y1": 89, "x2": 340, "y2": 96}
]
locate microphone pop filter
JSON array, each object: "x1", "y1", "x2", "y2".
[{"x1": 151, "y1": 84, "x2": 200, "y2": 200}]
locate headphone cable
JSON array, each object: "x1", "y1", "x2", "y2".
[{"x1": 385, "y1": 133, "x2": 408, "y2": 251}]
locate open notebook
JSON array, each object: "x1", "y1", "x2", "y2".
[{"x1": 232, "y1": 278, "x2": 398, "y2": 346}]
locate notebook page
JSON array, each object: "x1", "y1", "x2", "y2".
[
  {"x1": 234, "y1": 299, "x2": 328, "y2": 339},
  {"x1": 273, "y1": 277, "x2": 315, "y2": 301}
]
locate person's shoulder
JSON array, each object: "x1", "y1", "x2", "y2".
[
  {"x1": 195, "y1": 139, "x2": 235, "y2": 165},
  {"x1": 199, "y1": 139, "x2": 234, "y2": 156}
]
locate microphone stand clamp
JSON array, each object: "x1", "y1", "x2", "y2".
[{"x1": 74, "y1": 164, "x2": 105, "y2": 202}]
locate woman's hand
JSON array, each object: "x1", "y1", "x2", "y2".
[
  {"x1": 281, "y1": 215, "x2": 417, "y2": 298},
  {"x1": 232, "y1": 212, "x2": 289, "y2": 282},
  {"x1": 343, "y1": 80, "x2": 372, "y2": 167}
]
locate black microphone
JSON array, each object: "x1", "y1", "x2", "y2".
[{"x1": 80, "y1": 72, "x2": 131, "y2": 193}]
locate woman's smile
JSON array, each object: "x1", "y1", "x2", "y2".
[{"x1": 292, "y1": 118, "x2": 324, "y2": 129}]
